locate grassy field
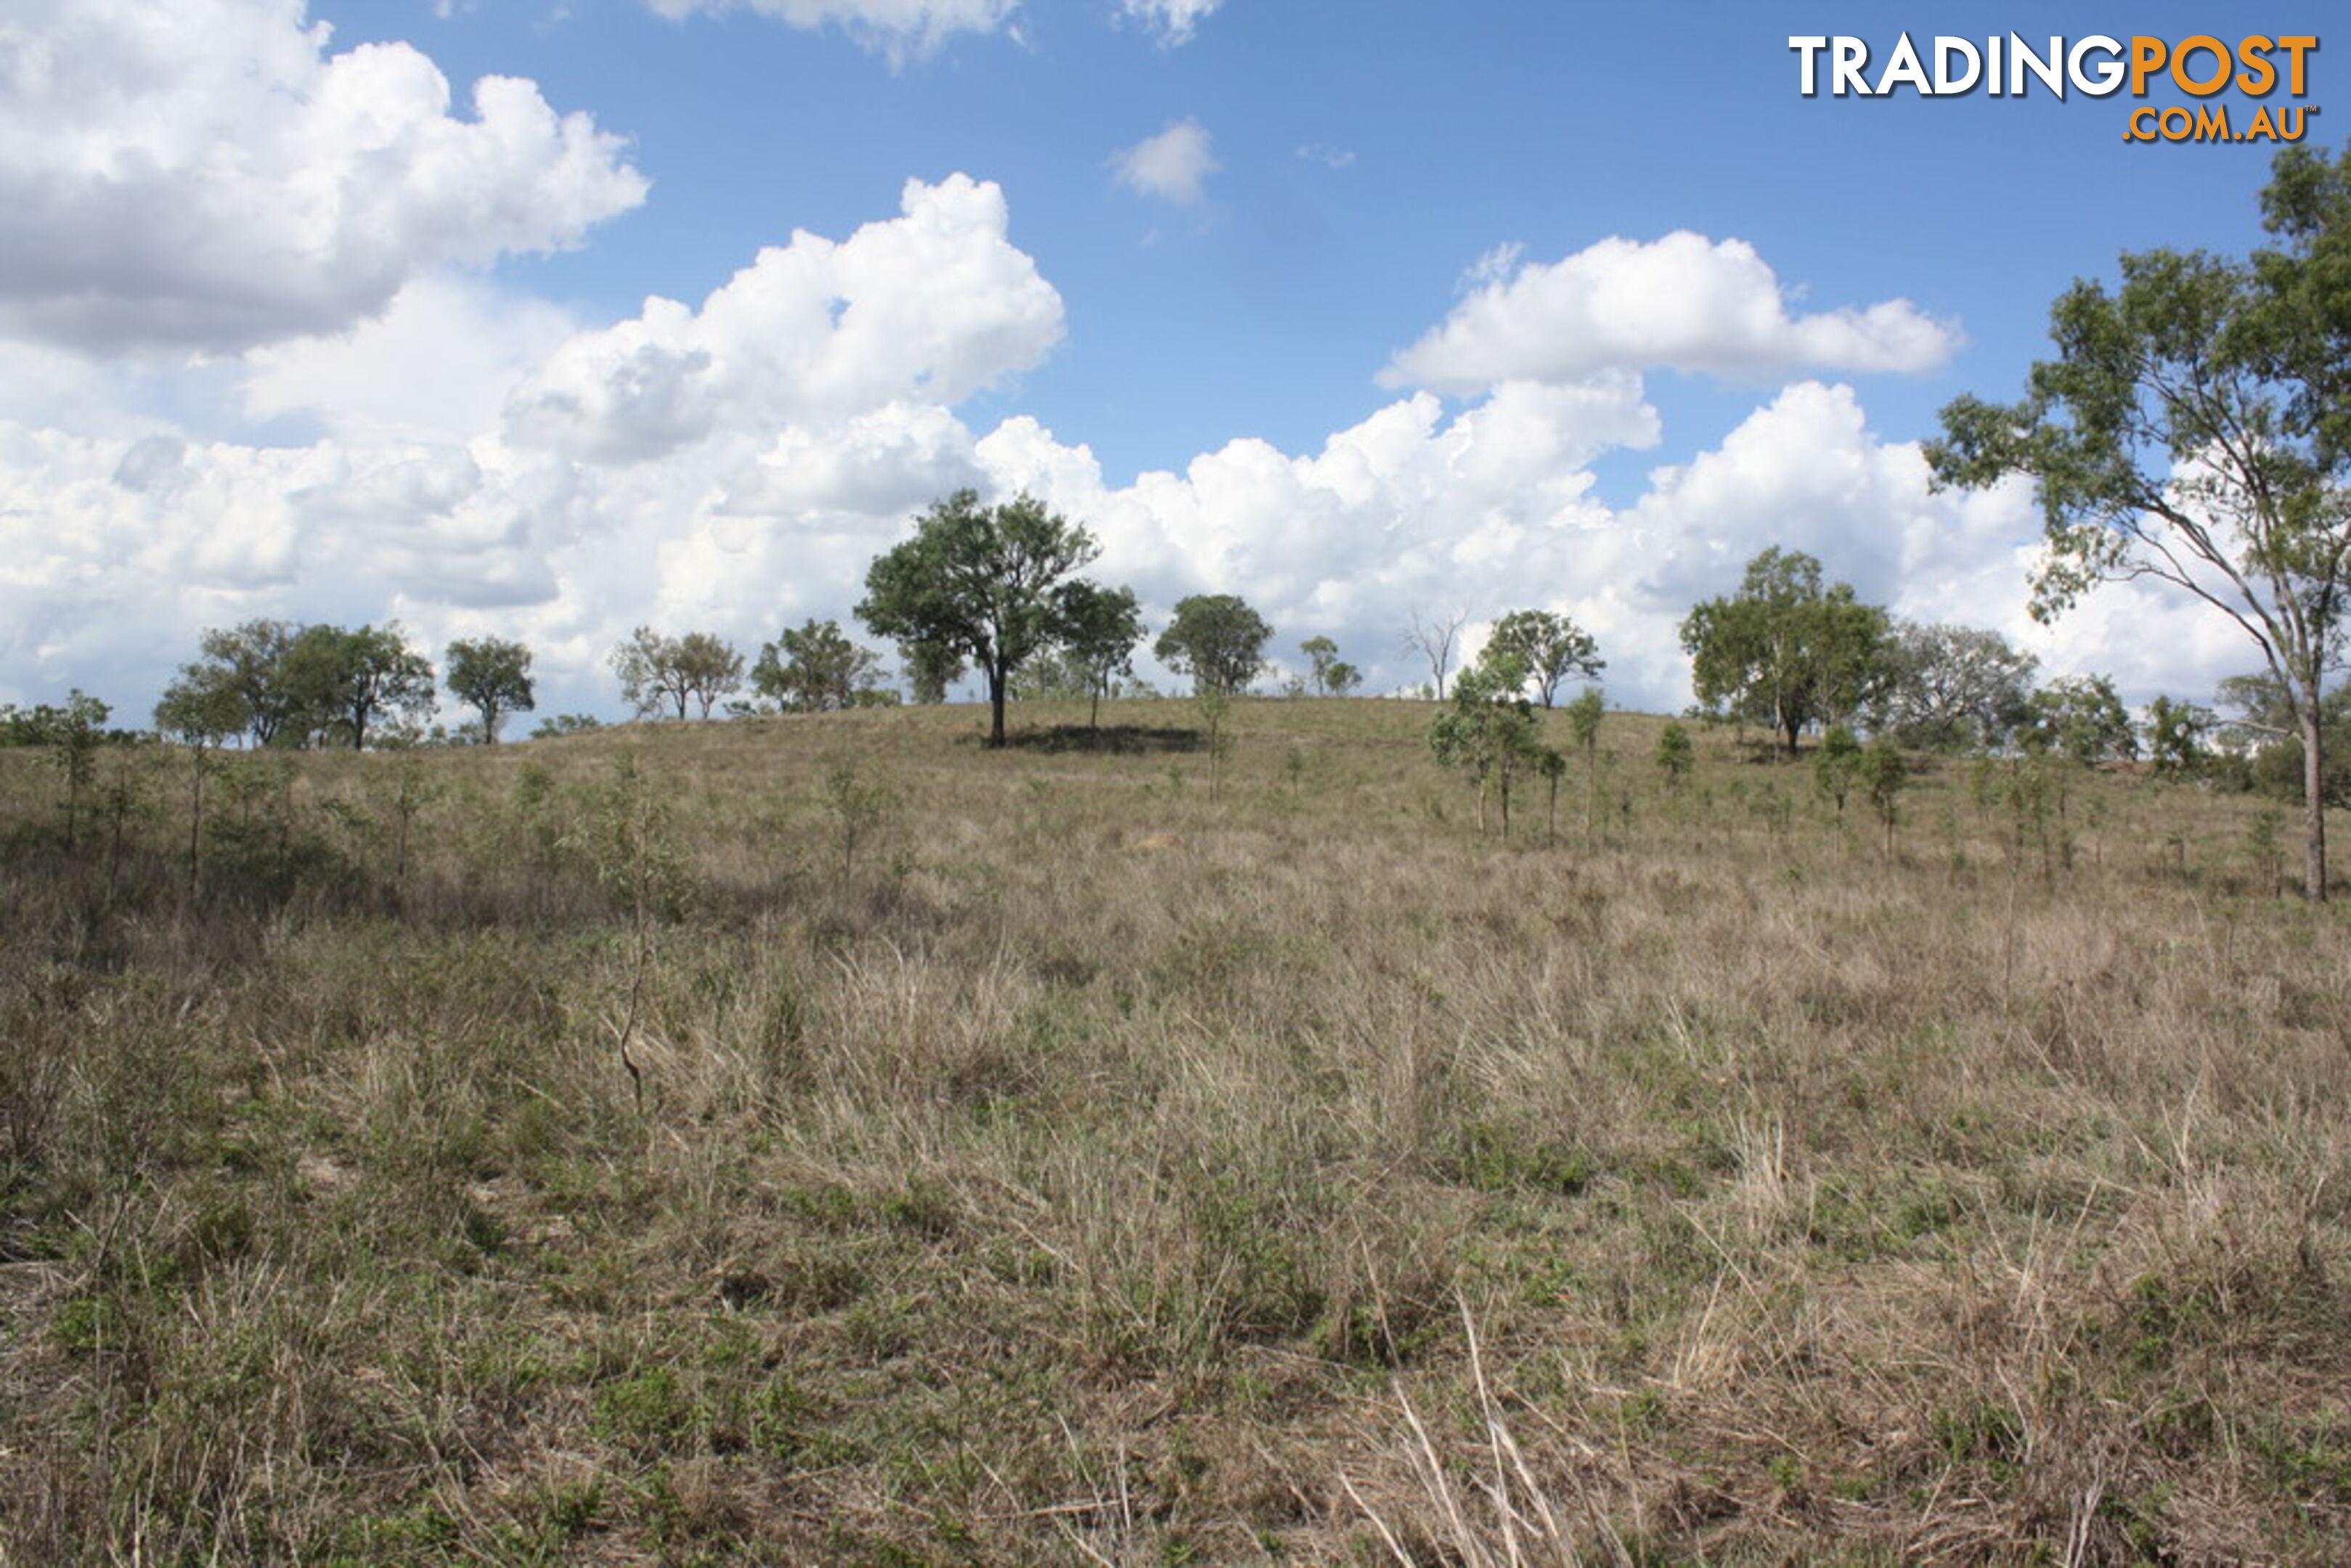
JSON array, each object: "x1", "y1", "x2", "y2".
[{"x1": 4, "y1": 696, "x2": 2349, "y2": 1564}]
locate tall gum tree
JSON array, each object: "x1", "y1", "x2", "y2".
[{"x1": 1928, "y1": 144, "x2": 2351, "y2": 900}]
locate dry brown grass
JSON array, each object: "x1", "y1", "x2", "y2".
[{"x1": 2, "y1": 697, "x2": 2348, "y2": 1562}]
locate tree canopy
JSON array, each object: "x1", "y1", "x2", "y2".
[
  {"x1": 2020, "y1": 674, "x2": 2138, "y2": 764},
  {"x1": 752, "y1": 620, "x2": 888, "y2": 713},
  {"x1": 1679, "y1": 547, "x2": 1888, "y2": 756},
  {"x1": 857, "y1": 490, "x2": 1113, "y2": 747},
  {"x1": 898, "y1": 640, "x2": 966, "y2": 706},
  {"x1": 1928, "y1": 144, "x2": 2351, "y2": 898},
  {"x1": 163, "y1": 619, "x2": 303, "y2": 748},
  {"x1": 1870, "y1": 621, "x2": 2038, "y2": 753},
  {"x1": 613, "y1": 629, "x2": 743, "y2": 720},
  {"x1": 1154, "y1": 594, "x2": 1271, "y2": 698},
  {"x1": 1298, "y1": 637, "x2": 1361, "y2": 697},
  {"x1": 1427, "y1": 648, "x2": 1552, "y2": 836},
  {"x1": 301, "y1": 623, "x2": 436, "y2": 751},
  {"x1": 445, "y1": 636, "x2": 535, "y2": 744},
  {"x1": 1486, "y1": 609, "x2": 1604, "y2": 709},
  {"x1": 155, "y1": 618, "x2": 434, "y2": 751},
  {"x1": 1053, "y1": 581, "x2": 1146, "y2": 727}
]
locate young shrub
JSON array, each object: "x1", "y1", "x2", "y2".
[
  {"x1": 1428, "y1": 653, "x2": 1543, "y2": 836},
  {"x1": 1862, "y1": 732, "x2": 1908, "y2": 855},
  {"x1": 1565, "y1": 685, "x2": 1607, "y2": 842},
  {"x1": 1813, "y1": 723, "x2": 1863, "y2": 814},
  {"x1": 823, "y1": 760, "x2": 899, "y2": 878},
  {"x1": 1654, "y1": 722, "x2": 1695, "y2": 792}
]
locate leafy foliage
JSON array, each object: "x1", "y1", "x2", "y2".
[
  {"x1": 1653, "y1": 721, "x2": 1694, "y2": 790},
  {"x1": 155, "y1": 620, "x2": 434, "y2": 751},
  {"x1": 2145, "y1": 695, "x2": 2215, "y2": 778},
  {"x1": 1051, "y1": 581, "x2": 1146, "y2": 725},
  {"x1": 611, "y1": 628, "x2": 743, "y2": 719},
  {"x1": 1928, "y1": 144, "x2": 2351, "y2": 897},
  {"x1": 160, "y1": 619, "x2": 303, "y2": 748},
  {"x1": 1486, "y1": 609, "x2": 1605, "y2": 709},
  {"x1": 444, "y1": 636, "x2": 536, "y2": 744},
  {"x1": 857, "y1": 489, "x2": 1115, "y2": 746},
  {"x1": 1427, "y1": 650, "x2": 1555, "y2": 836},
  {"x1": 898, "y1": 640, "x2": 968, "y2": 706},
  {"x1": 295, "y1": 624, "x2": 438, "y2": 751},
  {"x1": 1, "y1": 690, "x2": 123, "y2": 849},
  {"x1": 1, "y1": 691, "x2": 122, "y2": 749},
  {"x1": 1297, "y1": 636, "x2": 1361, "y2": 697},
  {"x1": 1154, "y1": 594, "x2": 1272, "y2": 698},
  {"x1": 751, "y1": 619, "x2": 889, "y2": 713},
  {"x1": 2218, "y1": 671, "x2": 2351, "y2": 807},
  {"x1": 1813, "y1": 723, "x2": 1863, "y2": 813},
  {"x1": 1861, "y1": 732, "x2": 1908, "y2": 852},
  {"x1": 1680, "y1": 547, "x2": 1889, "y2": 755},
  {"x1": 2021, "y1": 674, "x2": 2138, "y2": 765},
  {"x1": 1871, "y1": 621, "x2": 2037, "y2": 752},
  {"x1": 1565, "y1": 687, "x2": 1605, "y2": 756}
]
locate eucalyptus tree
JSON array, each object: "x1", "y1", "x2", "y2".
[
  {"x1": 1154, "y1": 594, "x2": 1271, "y2": 698},
  {"x1": 446, "y1": 636, "x2": 536, "y2": 743},
  {"x1": 1299, "y1": 636, "x2": 1362, "y2": 696},
  {"x1": 1679, "y1": 547, "x2": 1890, "y2": 756},
  {"x1": 299, "y1": 623, "x2": 436, "y2": 751},
  {"x1": 611, "y1": 629, "x2": 743, "y2": 720},
  {"x1": 1055, "y1": 581, "x2": 1146, "y2": 729},
  {"x1": 1928, "y1": 144, "x2": 2351, "y2": 898},
  {"x1": 752, "y1": 619, "x2": 887, "y2": 712},
  {"x1": 1872, "y1": 621, "x2": 2037, "y2": 752},
  {"x1": 169, "y1": 619, "x2": 302, "y2": 748},
  {"x1": 1428, "y1": 650, "x2": 1554, "y2": 837},
  {"x1": 1486, "y1": 609, "x2": 1605, "y2": 708},
  {"x1": 858, "y1": 490, "x2": 1116, "y2": 747}
]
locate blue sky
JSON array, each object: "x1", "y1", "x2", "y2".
[{"x1": 0, "y1": 0, "x2": 2331, "y2": 723}]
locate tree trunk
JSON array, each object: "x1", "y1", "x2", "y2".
[
  {"x1": 2302, "y1": 698, "x2": 2328, "y2": 900},
  {"x1": 987, "y1": 663, "x2": 1009, "y2": 747}
]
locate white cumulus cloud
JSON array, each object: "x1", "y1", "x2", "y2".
[
  {"x1": 0, "y1": 0, "x2": 648, "y2": 354},
  {"x1": 1111, "y1": 120, "x2": 1218, "y2": 205},
  {"x1": 1383, "y1": 231, "x2": 1961, "y2": 393},
  {"x1": 504, "y1": 175, "x2": 1064, "y2": 463}
]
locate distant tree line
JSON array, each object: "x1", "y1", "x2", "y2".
[
  {"x1": 3, "y1": 507, "x2": 2308, "y2": 812},
  {"x1": 16, "y1": 531, "x2": 2242, "y2": 777}
]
